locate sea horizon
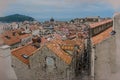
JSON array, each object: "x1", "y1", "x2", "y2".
[{"x1": 37, "y1": 18, "x2": 73, "y2": 22}]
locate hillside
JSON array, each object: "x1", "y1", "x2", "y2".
[{"x1": 0, "y1": 14, "x2": 35, "y2": 22}]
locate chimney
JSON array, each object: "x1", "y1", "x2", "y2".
[
  {"x1": 13, "y1": 32, "x2": 16, "y2": 36},
  {"x1": 32, "y1": 35, "x2": 41, "y2": 43},
  {"x1": 33, "y1": 42, "x2": 40, "y2": 48},
  {"x1": 0, "y1": 45, "x2": 11, "y2": 57},
  {"x1": 32, "y1": 36, "x2": 41, "y2": 48}
]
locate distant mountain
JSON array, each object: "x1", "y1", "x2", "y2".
[{"x1": 0, "y1": 14, "x2": 35, "y2": 22}]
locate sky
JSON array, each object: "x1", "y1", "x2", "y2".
[{"x1": 1, "y1": 0, "x2": 120, "y2": 21}]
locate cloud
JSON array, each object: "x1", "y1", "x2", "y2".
[
  {"x1": 2, "y1": 0, "x2": 119, "y2": 19},
  {"x1": 0, "y1": 0, "x2": 16, "y2": 16},
  {"x1": 103, "y1": 0, "x2": 120, "y2": 10},
  {"x1": 65, "y1": 0, "x2": 120, "y2": 10},
  {"x1": 14, "y1": 0, "x2": 120, "y2": 10},
  {"x1": 2, "y1": 0, "x2": 120, "y2": 14}
]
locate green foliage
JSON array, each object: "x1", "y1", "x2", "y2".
[{"x1": 0, "y1": 14, "x2": 35, "y2": 22}]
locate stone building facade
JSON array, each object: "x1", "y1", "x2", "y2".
[
  {"x1": 29, "y1": 46, "x2": 74, "y2": 80},
  {"x1": 91, "y1": 35, "x2": 116, "y2": 80},
  {"x1": 89, "y1": 13, "x2": 120, "y2": 80},
  {"x1": 11, "y1": 38, "x2": 85, "y2": 80}
]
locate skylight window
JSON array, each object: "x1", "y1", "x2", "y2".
[
  {"x1": 21, "y1": 54, "x2": 29, "y2": 59},
  {"x1": 5, "y1": 36, "x2": 11, "y2": 39}
]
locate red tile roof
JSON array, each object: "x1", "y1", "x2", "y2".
[
  {"x1": 89, "y1": 19, "x2": 113, "y2": 28},
  {"x1": 46, "y1": 42, "x2": 72, "y2": 64},
  {"x1": 51, "y1": 39, "x2": 64, "y2": 45},
  {"x1": 11, "y1": 37, "x2": 48, "y2": 65},
  {"x1": 53, "y1": 33, "x2": 62, "y2": 40},
  {"x1": 41, "y1": 37, "x2": 47, "y2": 44},
  {"x1": 61, "y1": 45, "x2": 74, "y2": 51},
  {"x1": 11, "y1": 32, "x2": 84, "y2": 65},
  {"x1": 63, "y1": 39, "x2": 83, "y2": 46},
  {"x1": 3, "y1": 37, "x2": 20, "y2": 45},
  {"x1": 19, "y1": 34, "x2": 32, "y2": 39},
  {"x1": 92, "y1": 27, "x2": 112, "y2": 45},
  {"x1": 11, "y1": 44, "x2": 37, "y2": 65},
  {"x1": 1, "y1": 30, "x2": 32, "y2": 46},
  {"x1": 46, "y1": 39, "x2": 84, "y2": 64},
  {"x1": 30, "y1": 26, "x2": 39, "y2": 31}
]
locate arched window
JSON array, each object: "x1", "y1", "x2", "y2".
[{"x1": 46, "y1": 57, "x2": 55, "y2": 71}]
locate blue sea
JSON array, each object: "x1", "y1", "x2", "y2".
[{"x1": 37, "y1": 18, "x2": 73, "y2": 22}]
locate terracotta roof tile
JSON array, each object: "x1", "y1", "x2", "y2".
[
  {"x1": 46, "y1": 42, "x2": 72, "y2": 64},
  {"x1": 11, "y1": 44, "x2": 37, "y2": 65},
  {"x1": 2, "y1": 34, "x2": 20, "y2": 46},
  {"x1": 1, "y1": 30, "x2": 32, "y2": 45},
  {"x1": 53, "y1": 33, "x2": 62, "y2": 40},
  {"x1": 92, "y1": 27, "x2": 112, "y2": 45},
  {"x1": 63, "y1": 39, "x2": 83, "y2": 46},
  {"x1": 30, "y1": 26, "x2": 39, "y2": 31},
  {"x1": 51, "y1": 39, "x2": 64, "y2": 45},
  {"x1": 19, "y1": 34, "x2": 32, "y2": 39},
  {"x1": 41, "y1": 37, "x2": 47, "y2": 44},
  {"x1": 61, "y1": 45, "x2": 74, "y2": 51},
  {"x1": 89, "y1": 19, "x2": 113, "y2": 28},
  {"x1": 46, "y1": 38, "x2": 84, "y2": 64}
]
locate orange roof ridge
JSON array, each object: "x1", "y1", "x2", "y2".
[
  {"x1": 90, "y1": 19, "x2": 113, "y2": 28},
  {"x1": 11, "y1": 43, "x2": 32, "y2": 52},
  {"x1": 46, "y1": 42, "x2": 72, "y2": 64},
  {"x1": 92, "y1": 27, "x2": 112, "y2": 45},
  {"x1": 11, "y1": 44, "x2": 37, "y2": 65},
  {"x1": 19, "y1": 33, "x2": 32, "y2": 39}
]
